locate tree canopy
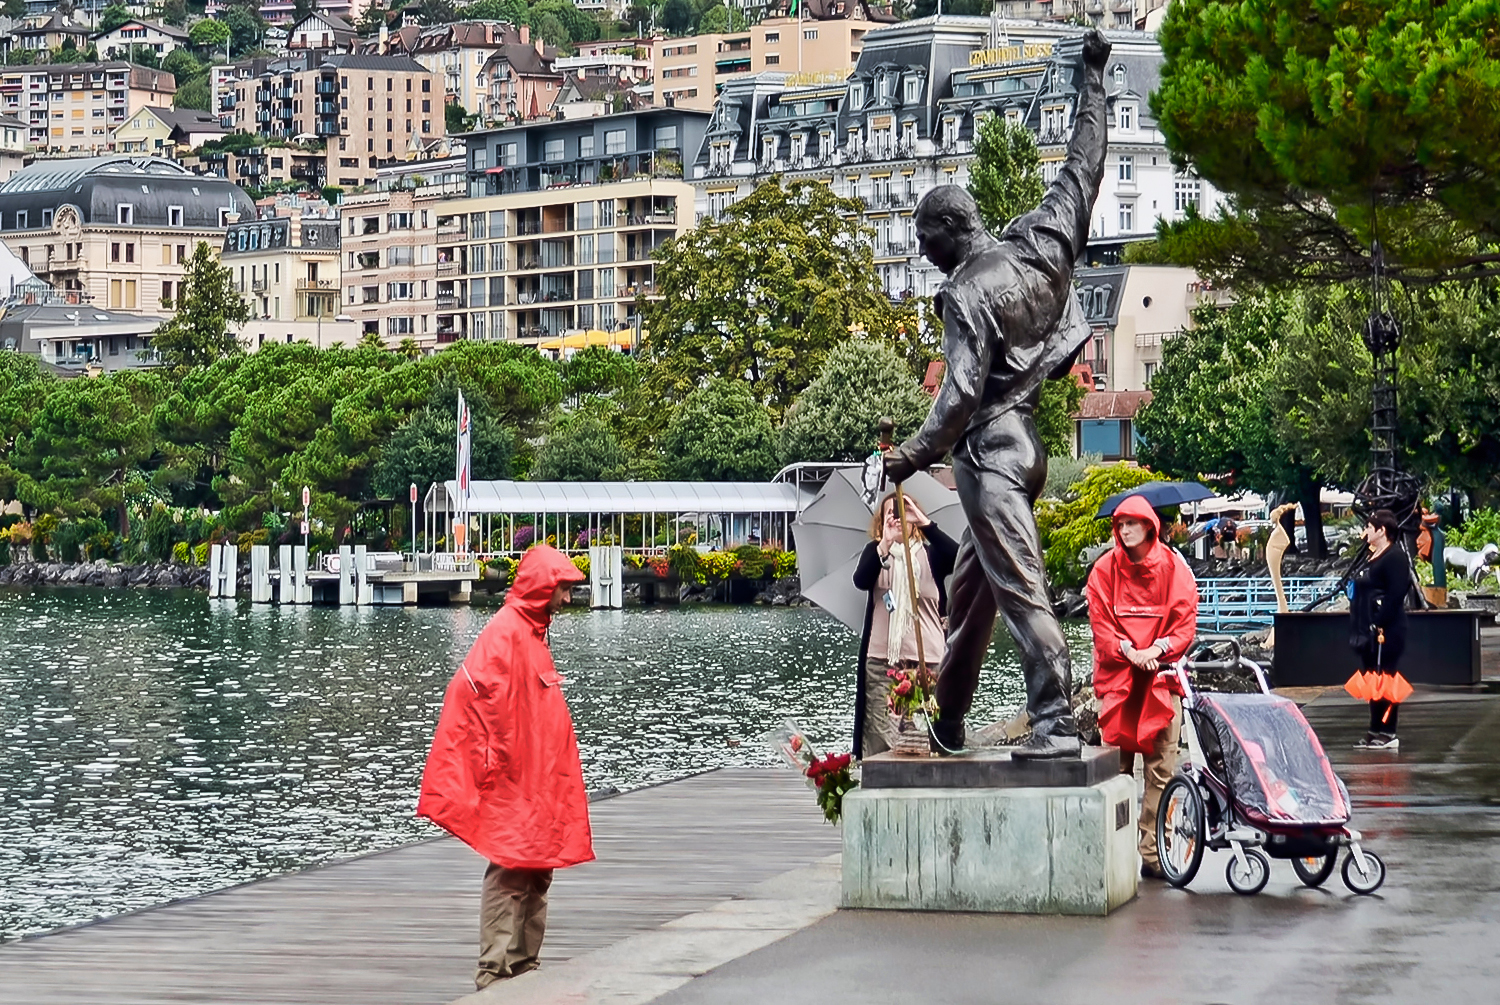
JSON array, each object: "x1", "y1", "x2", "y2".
[
  {"x1": 97, "y1": 3, "x2": 132, "y2": 32},
  {"x1": 532, "y1": 413, "x2": 629, "y2": 481},
  {"x1": 151, "y1": 241, "x2": 252, "y2": 371},
  {"x1": 1150, "y1": 0, "x2": 1500, "y2": 286},
  {"x1": 968, "y1": 115, "x2": 1044, "y2": 235},
  {"x1": 660, "y1": 379, "x2": 778, "y2": 481},
  {"x1": 779, "y1": 338, "x2": 932, "y2": 465},
  {"x1": 644, "y1": 179, "x2": 898, "y2": 414}
]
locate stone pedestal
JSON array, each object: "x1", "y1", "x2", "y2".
[{"x1": 842, "y1": 748, "x2": 1138, "y2": 916}]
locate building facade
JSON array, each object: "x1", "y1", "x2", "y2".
[
  {"x1": 0, "y1": 156, "x2": 255, "y2": 317},
  {"x1": 0, "y1": 279, "x2": 165, "y2": 374},
  {"x1": 222, "y1": 212, "x2": 355, "y2": 349},
  {"x1": 213, "y1": 53, "x2": 443, "y2": 188},
  {"x1": 691, "y1": 16, "x2": 1223, "y2": 299},
  {"x1": 1, "y1": 62, "x2": 175, "y2": 155},
  {"x1": 92, "y1": 19, "x2": 189, "y2": 61}
]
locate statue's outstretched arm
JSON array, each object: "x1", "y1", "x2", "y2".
[{"x1": 1004, "y1": 31, "x2": 1110, "y2": 271}]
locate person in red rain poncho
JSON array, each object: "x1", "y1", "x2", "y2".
[
  {"x1": 1086, "y1": 493, "x2": 1198, "y2": 880},
  {"x1": 418, "y1": 545, "x2": 592, "y2": 990}
]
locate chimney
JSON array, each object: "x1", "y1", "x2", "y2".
[
  {"x1": 519, "y1": 24, "x2": 529, "y2": 46},
  {"x1": 289, "y1": 209, "x2": 302, "y2": 247},
  {"x1": 536, "y1": 37, "x2": 544, "y2": 56},
  {"x1": 379, "y1": 23, "x2": 388, "y2": 55}
]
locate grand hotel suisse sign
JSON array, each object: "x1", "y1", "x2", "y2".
[{"x1": 969, "y1": 42, "x2": 1054, "y2": 67}]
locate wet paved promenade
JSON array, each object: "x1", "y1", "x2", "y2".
[{"x1": 0, "y1": 770, "x2": 840, "y2": 1004}]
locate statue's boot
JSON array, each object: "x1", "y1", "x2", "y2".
[
  {"x1": 929, "y1": 717, "x2": 965, "y2": 756},
  {"x1": 1012, "y1": 730, "x2": 1082, "y2": 760}
]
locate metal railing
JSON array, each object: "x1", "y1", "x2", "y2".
[{"x1": 1196, "y1": 576, "x2": 1344, "y2": 632}]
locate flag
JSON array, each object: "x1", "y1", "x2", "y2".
[{"x1": 456, "y1": 390, "x2": 471, "y2": 554}]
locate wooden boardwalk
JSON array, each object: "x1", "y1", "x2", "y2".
[{"x1": 0, "y1": 769, "x2": 840, "y2": 1005}]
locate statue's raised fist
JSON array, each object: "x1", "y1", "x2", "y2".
[{"x1": 1082, "y1": 30, "x2": 1111, "y2": 70}]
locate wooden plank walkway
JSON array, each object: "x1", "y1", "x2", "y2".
[{"x1": 0, "y1": 769, "x2": 840, "y2": 1005}]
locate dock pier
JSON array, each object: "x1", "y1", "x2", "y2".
[{"x1": 213, "y1": 543, "x2": 475, "y2": 607}]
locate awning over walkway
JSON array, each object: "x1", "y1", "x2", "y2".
[{"x1": 435, "y1": 480, "x2": 811, "y2": 515}]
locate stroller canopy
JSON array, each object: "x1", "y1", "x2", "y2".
[{"x1": 1195, "y1": 693, "x2": 1349, "y2": 826}]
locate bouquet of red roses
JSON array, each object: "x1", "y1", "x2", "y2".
[
  {"x1": 806, "y1": 751, "x2": 855, "y2": 825},
  {"x1": 765, "y1": 720, "x2": 859, "y2": 825}
]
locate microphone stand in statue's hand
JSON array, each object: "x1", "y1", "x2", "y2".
[{"x1": 1265, "y1": 502, "x2": 1296, "y2": 650}]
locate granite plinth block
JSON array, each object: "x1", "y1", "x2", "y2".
[
  {"x1": 841, "y1": 774, "x2": 1138, "y2": 916},
  {"x1": 861, "y1": 744, "x2": 1119, "y2": 790}
]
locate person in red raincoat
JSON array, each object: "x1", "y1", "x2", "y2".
[
  {"x1": 1086, "y1": 493, "x2": 1198, "y2": 879},
  {"x1": 418, "y1": 545, "x2": 592, "y2": 989}
]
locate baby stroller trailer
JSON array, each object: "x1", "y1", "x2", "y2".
[{"x1": 1156, "y1": 646, "x2": 1387, "y2": 895}]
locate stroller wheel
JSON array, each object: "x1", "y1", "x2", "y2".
[
  {"x1": 1291, "y1": 852, "x2": 1337, "y2": 888},
  {"x1": 1157, "y1": 777, "x2": 1205, "y2": 888},
  {"x1": 1341, "y1": 849, "x2": 1387, "y2": 895},
  {"x1": 1226, "y1": 848, "x2": 1270, "y2": 895}
]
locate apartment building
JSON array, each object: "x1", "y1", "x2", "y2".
[
  {"x1": 214, "y1": 53, "x2": 443, "y2": 188},
  {"x1": 654, "y1": 5, "x2": 886, "y2": 111},
  {"x1": 285, "y1": 11, "x2": 357, "y2": 52},
  {"x1": 361, "y1": 20, "x2": 530, "y2": 118},
  {"x1": 222, "y1": 212, "x2": 355, "y2": 349},
  {"x1": 692, "y1": 16, "x2": 1224, "y2": 299},
  {"x1": 475, "y1": 35, "x2": 563, "y2": 125},
  {"x1": 0, "y1": 156, "x2": 255, "y2": 316},
  {"x1": 338, "y1": 109, "x2": 708, "y2": 350},
  {"x1": 1, "y1": 62, "x2": 175, "y2": 155},
  {"x1": 457, "y1": 109, "x2": 710, "y2": 344},
  {"x1": 992, "y1": 0, "x2": 1170, "y2": 30}
]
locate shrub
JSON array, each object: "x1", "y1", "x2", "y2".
[
  {"x1": 1034, "y1": 464, "x2": 1166, "y2": 589},
  {"x1": 735, "y1": 544, "x2": 768, "y2": 579},
  {"x1": 1454, "y1": 508, "x2": 1500, "y2": 552},
  {"x1": 172, "y1": 541, "x2": 190, "y2": 564},
  {"x1": 773, "y1": 551, "x2": 798, "y2": 579},
  {"x1": 668, "y1": 543, "x2": 702, "y2": 583},
  {"x1": 571, "y1": 554, "x2": 590, "y2": 578}
]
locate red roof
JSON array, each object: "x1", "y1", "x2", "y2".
[{"x1": 1077, "y1": 390, "x2": 1152, "y2": 420}]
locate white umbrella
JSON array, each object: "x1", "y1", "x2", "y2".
[{"x1": 795, "y1": 462, "x2": 966, "y2": 634}]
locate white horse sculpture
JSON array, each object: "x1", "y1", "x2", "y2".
[{"x1": 1443, "y1": 543, "x2": 1500, "y2": 586}]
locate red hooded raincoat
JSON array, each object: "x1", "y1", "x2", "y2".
[
  {"x1": 417, "y1": 545, "x2": 594, "y2": 870},
  {"x1": 1086, "y1": 494, "x2": 1199, "y2": 754}
]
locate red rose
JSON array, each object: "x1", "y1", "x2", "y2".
[{"x1": 894, "y1": 679, "x2": 913, "y2": 697}]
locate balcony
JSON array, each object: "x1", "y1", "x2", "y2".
[
  {"x1": 315, "y1": 80, "x2": 337, "y2": 94},
  {"x1": 436, "y1": 221, "x2": 465, "y2": 236},
  {"x1": 436, "y1": 261, "x2": 462, "y2": 276},
  {"x1": 251, "y1": 278, "x2": 268, "y2": 292},
  {"x1": 436, "y1": 293, "x2": 462, "y2": 309},
  {"x1": 315, "y1": 101, "x2": 337, "y2": 115},
  {"x1": 296, "y1": 279, "x2": 338, "y2": 291}
]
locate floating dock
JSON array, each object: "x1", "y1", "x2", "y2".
[{"x1": 213, "y1": 543, "x2": 475, "y2": 606}]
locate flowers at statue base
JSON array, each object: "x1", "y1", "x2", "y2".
[
  {"x1": 766, "y1": 720, "x2": 859, "y2": 825},
  {"x1": 886, "y1": 664, "x2": 939, "y2": 719},
  {"x1": 805, "y1": 752, "x2": 856, "y2": 825}
]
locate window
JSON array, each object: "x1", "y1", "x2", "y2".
[
  {"x1": 849, "y1": 81, "x2": 864, "y2": 107},
  {"x1": 469, "y1": 213, "x2": 486, "y2": 239},
  {"x1": 473, "y1": 149, "x2": 487, "y2": 170},
  {"x1": 597, "y1": 199, "x2": 615, "y2": 226},
  {"x1": 765, "y1": 54, "x2": 780, "y2": 65},
  {"x1": 387, "y1": 282, "x2": 414, "y2": 300},
  {"x1": 765, "y1": 31, "x2": 780, "y2": 42},
  {"x1": 469, "y1": 278, "x2": 486, "y2": 308},
  {"x1": 176, "y1": 244, "x2": 185, "y2": 264},
  {"x1": 388, "y1": 246, "x2": 414, "y2": 266},
  {"x1": 605, "y1": 129, "x2": 626, "y2": 155},
  {"x1": 41, "y1": 209, "x2": 51, "y2": 226},
  {"x1": 161, "y1": 243, "x2": 172, "y2": 265},
  {"x1": 904, "y1": 76, "x2": 920, "y2": 103},
  {"x1": 654, "y1": 125, "x2": 678, "y2": 150},
  {"x1": 362, "y1": 216, "x2": 380, "y2": 234},
  {"x1": 125, "y1": 243, "x2": 134, "y2": 263},
  {"x1": 597, "y1": 268, "x2": 614, "y2": 297},
  {"x1": 544, "y1": 137, "x2": 564, "y2": 161},
  {"x1": 218, "y1": 208, "x2": 234, "y2": 227},
  {"x1": 168, "y1": 205, "x2": 183, "y2": 227},
  {"x1": 355, "y1": 251, "x2": 379, "y2": 269},
  {"x1": 362, "y1": 285, "x2": 380, "y2": 304},
  {"x1": 579, "y1": 135, "x2": 594, "y2": 158},
  {"x1": 500, "y1": 142, "x2": 517, "y2": 165},
  {"x1": 1174, "y1": 175, "x2": 1202, "y2": 213},
  {"x1": 388, "y1": 212, "x2": 413, "y2": 230},
  {"x1": 1118, "y1": 155, "x2": 1133, "y2": 182},
  {"x1": 803, "y1": 28, "x2": 818, "y2": 39},
  {"x1": 1144, "y1": 361, "x2": 1158, "y2": 384},
  {"x1": 1119, "y1": 201, "x2": 1134, "y2": 231},
  {"x1": 14, "y1": 211, "x2": 25, "y2": 229},
  {"x1": 576, "y1": 202, "x2": 593, "y2": 230},
  {"x1": 110, "y1": 242, "x2": 120, "y2": 262},
  {"x1": 489, "y1": 276, "x2": 504, "y2": 305},
  {"x1": 387, "y1": 316, "x2": 415, "y2": 335},
  {"x1": 470, "y1": 244, "x2": 486, "y2": 272},
  {"x1": 578, "y1": 234, "x2": 594, "y2": 264},
  {"x1": 117, "y1": 204, "x2": 133, "y2": 225},
  {"x1": 1117, "y1": 103, "x2": 1134, "y2": 131},
  {"x1": 489, "y1": 210, "x2": 505, "y2": 237},
  {"x1": 762, "y1": 134, "x2": 777, "y2": 165}
]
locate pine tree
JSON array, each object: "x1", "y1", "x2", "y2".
[{"x1": 150, "y1": 242, "x2": 253, "y2": 371}]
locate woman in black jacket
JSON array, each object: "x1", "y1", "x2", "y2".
[
  {"x1": 850, "y1": 493, "x2": 959, "y2": 757},
  {"x1": 1347, "y1": 508, "x2": 1411, "y2": 751}
]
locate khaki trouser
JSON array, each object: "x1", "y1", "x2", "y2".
[
  {"x1": 476, "y1": 864, "x2": 553, "y2": 989},
  {"x1": 1119, "y1": 697, "x2": 1181, "y2": 868},
  {"x1": 862, "y1": 656, "x2": 896, "y2": 758}
]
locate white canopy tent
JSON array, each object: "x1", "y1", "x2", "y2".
[{"x1": 423, "y1": 480, "x2": 813, "y2": 556}]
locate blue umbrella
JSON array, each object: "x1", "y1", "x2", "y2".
[{"x1": 1095, "y1": 481, "x2": 1216, "y2": 519}]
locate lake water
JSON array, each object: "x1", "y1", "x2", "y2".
[{"x1": 0, "y1": 587, "x2": 1091, "y2": 942}]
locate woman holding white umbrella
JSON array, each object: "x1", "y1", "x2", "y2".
[{"x1": 850, "y1": 493, "x2": 958, "y2": 757}]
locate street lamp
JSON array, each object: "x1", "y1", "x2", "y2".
[{"x1": 313, "y1": 292, "x2": 353, "y2": 348}]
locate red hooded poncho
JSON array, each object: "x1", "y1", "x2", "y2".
[
  {"x1": 1086, "y1": 495, "x2": 1199, "y2": 754},
  {"x1": 417, "y1": 545, "x2": 594, "y2": 870}
]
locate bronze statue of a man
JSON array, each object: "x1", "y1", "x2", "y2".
[{"x1": 883, "y1": 30, "x2": 1111, "y2": 759}]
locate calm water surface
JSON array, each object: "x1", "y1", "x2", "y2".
[{"x1": 0, "y1": 587, "x2": 1090, "y2": 941}]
